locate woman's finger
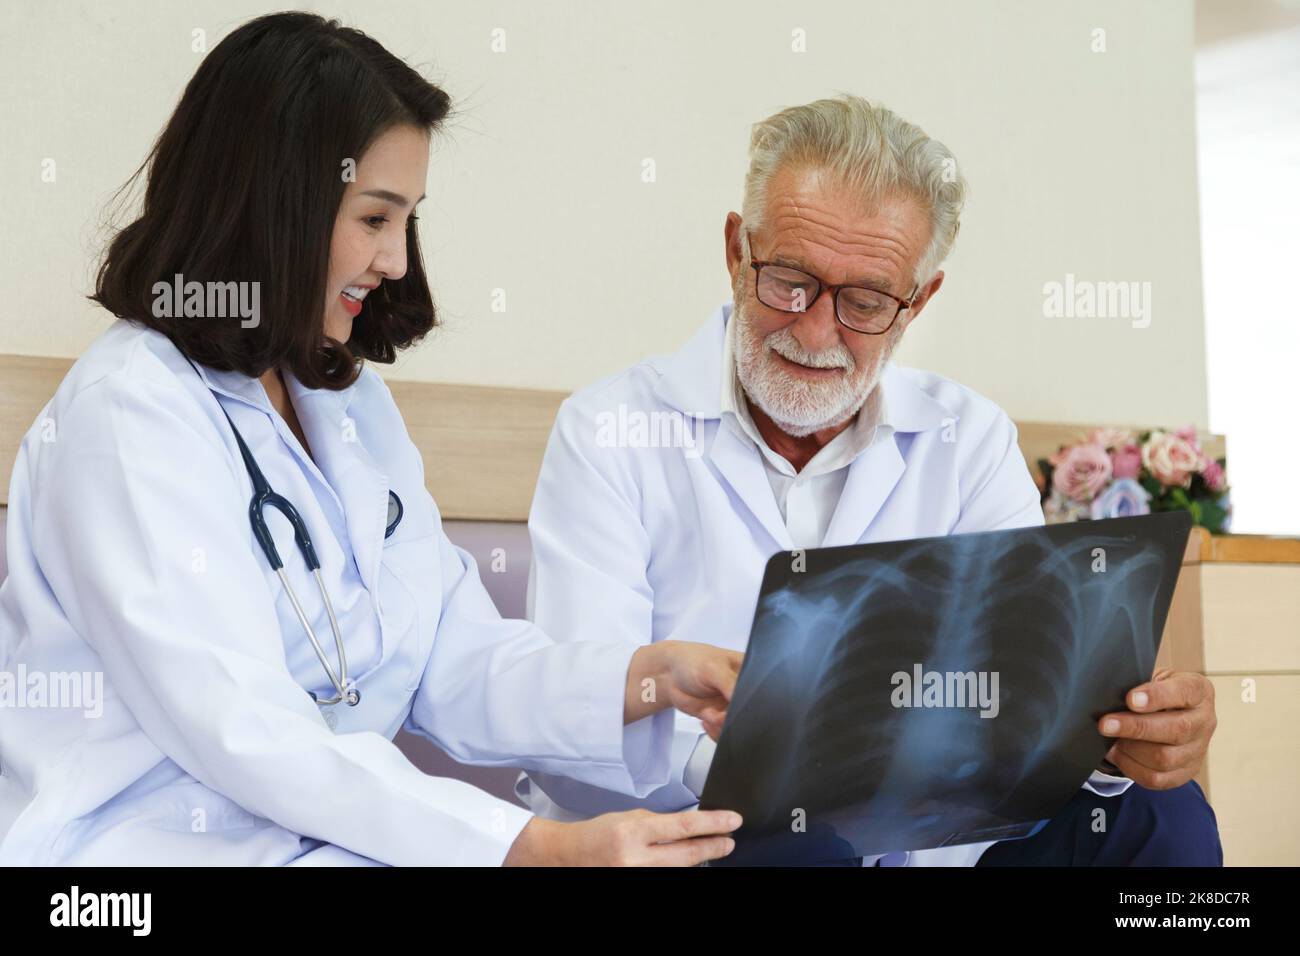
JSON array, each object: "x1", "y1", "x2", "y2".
[
  {"x1": 644, "y1": 809, "x2": 742, "y2": 844},
  {"x1": 647, "y1": 835, "x2": 736, "y2": 867}
]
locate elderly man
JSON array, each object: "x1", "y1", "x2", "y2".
[{"x1": 517, "y1": 95, "x2": 1221, "y2": 865}]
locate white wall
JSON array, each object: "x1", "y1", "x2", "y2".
[
  {"x1": 1196, "y1": 25, "x2": 1300, "y2": 535},
  {"x1": 2, "y1": 0, "x2": 1208, "y2": 429}
]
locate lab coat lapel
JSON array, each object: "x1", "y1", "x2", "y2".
[
  {"x1": 821, "y1": 364, "x2": 955, "y2": 547},
  {"x1": 652, "y1": 304, "x2": 728, "y2": 418},
  {"x1": 821, "y1": 436, "x2": 905, "y2": 547},
  {"x1": 708, "y1": 423, "x2": 796, "y2": 552},
  {"x1": 655, "y1": 304, "x2": 794, "y2": 552},
  {"x1": 287, "y1": 377, "x2": 389, "y2": 597},
  {"x1": 329, "y1": 430, "x2": 390, "y2": 598}
]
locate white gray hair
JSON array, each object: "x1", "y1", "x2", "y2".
[{"x1": 741, "y1": 95, "x2": 968, "y2": 291}]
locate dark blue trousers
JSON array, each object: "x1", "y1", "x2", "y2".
[{"x1": 975, "y1": 780, "x2": 1223, "y2": 866}]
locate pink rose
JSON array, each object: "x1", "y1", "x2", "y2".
[
  {"x1": 1051, "y1": 443, "x2": 1113, "y2": 502},
  {"x1": 1110, "y1": 443, "x2": 1142, "y2": 480},
  {"x1": 1174, "y1": 425, "x2": 1209, "y2": 464},
  {"x1": 1142, "y1": 431, "x2": 1202, "y2": 488},
  {"x1": 1086, "y1": 427, "x2": 1135, "y2": 451},
  {"x1": 1202, "y1": 459, "x2": 1227, "y2": 493}
]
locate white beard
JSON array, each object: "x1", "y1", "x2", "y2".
[{"x1": 732, "y1": 300, "x2": 897, "y2": 438}]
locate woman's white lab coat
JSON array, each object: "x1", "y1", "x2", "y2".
[{"x1": 0, "y1": 319, "x2": 671, "y2": 866}]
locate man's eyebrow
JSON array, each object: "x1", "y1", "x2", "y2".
[
  {"x1": 360, "y1": 189, "x2": 426, "y2": 208},
  {"x1": 769, "y1": 254, "x2": 896, "y2": 294}
]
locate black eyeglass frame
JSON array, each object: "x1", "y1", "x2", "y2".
[{"x1": 744, "y1": 230, "x2": 920, "y2": 335}]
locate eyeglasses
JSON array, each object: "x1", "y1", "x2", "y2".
[{"x1": 745, "y1": 230, "x2": 918, "y2": 335}]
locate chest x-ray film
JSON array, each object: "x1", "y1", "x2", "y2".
[{"x1": 699, "y1": 511, "x2": 1193, "y2": 865}]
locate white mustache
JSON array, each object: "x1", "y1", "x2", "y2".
[{"x1": 765, "y1": 329, "x2": 854, "y2": 371}]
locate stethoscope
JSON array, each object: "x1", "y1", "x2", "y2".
[{"x1": 180, "y1": 353, "x2": 403, "y2": 708}]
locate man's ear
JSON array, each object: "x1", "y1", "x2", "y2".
[
  {"x1": 901, "y1": 270, "x2": 945, "y2": 329},
  {"x1": 724, "y1": 212, "x2": 744, "y2": 282}
]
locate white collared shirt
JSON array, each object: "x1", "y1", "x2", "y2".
[{"x1": 719, "y1": 303, "x2": 889, "y2": 550}]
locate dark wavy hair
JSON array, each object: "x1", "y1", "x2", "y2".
[{"x1": 89, "y1": 11, "x2": 451, "y2": 389}]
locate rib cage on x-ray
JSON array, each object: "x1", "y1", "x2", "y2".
[{"x1": 700, "y1": 513, "x2": 1190, "y2": 861}]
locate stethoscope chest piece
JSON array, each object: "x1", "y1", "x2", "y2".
[
  {"x1": 386, "y1": 489, "x2": 403, "y2": 539},
  {"x1": 309, "y1": 684, "x2": 361, "y2": 708}
]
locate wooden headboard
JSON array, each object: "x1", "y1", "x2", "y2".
[{"x1": 0, "y1": 353, "x2": 1224, "y2": 522}]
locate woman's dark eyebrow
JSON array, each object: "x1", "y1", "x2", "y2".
[{"x1": 360, "y1": 189, "x2": 426, "y2": 208}]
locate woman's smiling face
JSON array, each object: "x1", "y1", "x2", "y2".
[{"x1": 325, "y1": 124, "x2": 431, "y2": 343}]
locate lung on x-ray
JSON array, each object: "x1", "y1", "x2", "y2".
[{"x1": 700, "y1": 511, "x2": 1193, "y2": 865}]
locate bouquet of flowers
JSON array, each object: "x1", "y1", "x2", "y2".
[{"x1": 1037, "y1": 426, "x2": 1231, "y2": 533}]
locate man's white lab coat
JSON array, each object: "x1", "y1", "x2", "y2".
[{"x1": 518, "y1": 303, "x2": 1130, "y2": 866}]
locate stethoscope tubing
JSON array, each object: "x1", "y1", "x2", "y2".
[{"x1": 176, "y1": 350, "x2": 397, "y2": 708}]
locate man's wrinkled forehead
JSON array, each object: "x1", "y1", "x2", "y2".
[{"x1": 757, "y1": 165, "x2": 928, "y2": 290}]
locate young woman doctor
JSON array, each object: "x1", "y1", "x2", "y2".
[{"x1": 0, "y1": 12, "x2": 742, "y2": 866}]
